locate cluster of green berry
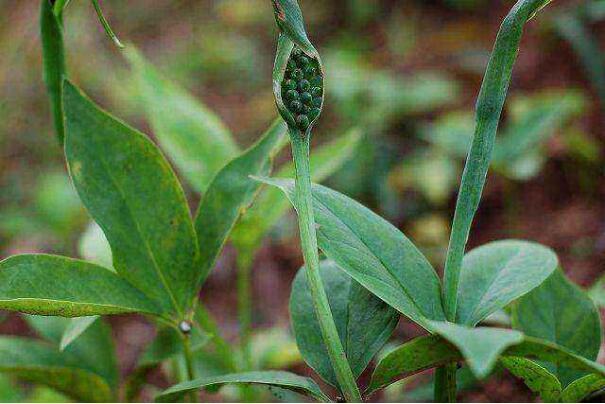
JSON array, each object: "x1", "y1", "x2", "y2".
[{"x1": 281, "y1": 46, "x2": 323, "y2": 130}]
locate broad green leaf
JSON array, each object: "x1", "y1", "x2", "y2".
[
  {"x1": 26, "y1": 315, "x2": 118, "y2": 391},
  {"x1": 40, "y1": 0, "x2": 66, "y2": 143},
  {"x1": 429, "y1": 321, "x2": 525, "y2": 378},
  {"x1": 290, "y1": 260, "x2": 398, "y2": 387},
  {"x1": 125, "y1": 47, "x2": 238, "y2": 193},
  {"x1": 499, "y1": 357, "x2": 561, "y2": 402},
  {"x1": 512, "y1": 270, "x2": 602, "y2": 386},
  {"x1": 561, "y1": 374, "x2": 605, "y2": 402},
  {"x1": 367, "y1": 335, "x2": 459, "y2": 394},
  {"x1": 256, "y1": 178, "x2": 444, "y2": 329},
  {"x1": 369, "y1": 324, "x2": 605, "y2": 393},
  {"x1": 232, "y1": 127, "x2": 363, "y2": 254},
  {"x1": 442, "y1": 0, "x2": 555, "y2": 320},
  {"x1": 0, "y1": 336, "x2": 114, "y2": 402},
  {"x1": 194, "y1": 119, "x2": 286, "y2": 286},
  {"x1": 60, "y1": 316, "x2": 99, "y2": 351},
  {"x1": 64, "y1": 80, "x2": 199, "y2": 316},
  {"x1": 156, "y1": 371, "x2": 330, "y2": 402},
  {"x1": 456, "y1": 240, "x2": 558, "y2": 326},
  {"x1": 0, "y1": 255, "x2": 159, "y2": 317}
]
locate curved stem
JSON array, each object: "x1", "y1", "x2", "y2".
[{"x1": 290, "y1": 134, "x2": 361, "y2": 403}]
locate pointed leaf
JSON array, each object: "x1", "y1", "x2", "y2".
[
  {"x1": 256, "y1": 178, "x2": 444, "y2": 329},
  {"x1": 456, "y1": 240, "x2": 558, "y2": 326},
  {"x1": 0, "y1": 255, "x2": 160, "y2": 317},
  {"x1": 561, "y1": 374, "x2": 605, "y2": 402},
  {"x1": 512, "y1": 269, "x2": 602, "y2": 386},
  {"x1": 40, "y1": 0, "x2": 66, "y2": 143},
  {"x1": 156, "y1": 371, "x2": 330, "y2": 402},
  {"x1": 290, "y1": 260, "x2": 398, "y2": 387},
  {"x1": 125, "y1": 47, "x2": 238, "y2": 193},
  {"x1": 271, "y1": 0, "x2": 316, "y2": 57},
  {"x1": 499, "y1": 357, "x2": 561, "y2": 402},
  {"x1": 194, "y1": 119, "x2": 286, "y2": 285},
  {"x1": 64, "y1": 80, "x2": 199, "y2": 316},
  {"x1": 369, "y1": 325, "x2": 605, "y2": 393},
  {"x1": 429, "y1": 321, "x2": 525, "y2": 378},
  {"x1": 0, "y1": 336, "x2": 114, "y2": 402},
  {"x1": 232, "y1": 127, "x2": 362, "y2": 254}
]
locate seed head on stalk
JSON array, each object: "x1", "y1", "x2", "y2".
[{"x1": 271, "y1": 0, "x2": 324, "y2": 139}]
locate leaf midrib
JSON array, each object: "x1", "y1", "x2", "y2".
[
  {"x1": 78, "y1": 121, "x2": 183, "y2": 317},
  {"x1": 315, "y1": 195, "x2": 431, "y2": 326}
]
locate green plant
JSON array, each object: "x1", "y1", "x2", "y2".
[{"x1": 2, "y1": 0, "x2": 603, "y2": 403}]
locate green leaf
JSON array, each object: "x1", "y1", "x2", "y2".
[
  {"x1": 429, "y1": 321, "x2": 525, "y2": 378},
  {"x1": 156, "y1": 371, "x2": 330, "y2": 402},
  {"x1": 561, "y1": 374, "x2": 605, "y2": 402},
  {"x1": 40, "y1": 0, "x2": 66, "y2": 143},
  {"x1": 256, "y1": 178, "x2": 444, "y2": 329},
  {"x1": 499, "y1": 357, "x2": 561, "y2": 402},
  {"x1": 367, "y1": 335, "x2": 459, "y2": 394},
  {"x1": 125, "y1": 47, "x2": 238, "y2": 193},
  {"x1": 60, "y1": 316, "x2": 99, "y2": 351},
  {"x1": 0, "y1": 336, "x2": 114, "y2": 402},
  {"x1": 64, "y1": 80, "x2": 199, "y2": 317},
  {"x1": 26, "y1": 315, "x2": 118, "y2": 391},
  {"x1": 512, "y1": 269, "x2": 602, "y2": 386},
  {"x1": 442, "y1": 0, "x2": 555, "y2": 320},
  {"x1": 456, "y1": 240, "x2": 558, "y2": 326},
  {"x1": 271, "y1": 0, "x2": 317, "y2": 56},
  {"x1": 290, "y1": 260, "x2": 398, "y2": 387},
  {"x1": 194, "y1": 119, "x2": 286, "y2": 286},
  {"x1": 0, "y1": 255, "x2": 160, "y2": 317},
  {"x1": 232, "y1": 127, "x2": 363, "y2": 255},
  {"x1": 369, "y1": 323, "x2": 605, "y2": 394}
]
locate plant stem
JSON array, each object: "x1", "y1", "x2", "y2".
[
  {"x1": 182, "y1": 335, "x2": 197, "y2": 402},
  {"x1": 194, "y1": 304, "x2": 238, "y2": 372},
  {"x1": 434, "y1": 364, "x2": 457, "y2": 402},
  {"x1": 236, "y1": 251, "x2": 254, "y2": 371},
  {"x1": 290, "y1": 133, "x2": 362, "y2": 403}
]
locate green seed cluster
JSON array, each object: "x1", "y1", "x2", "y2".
[{"x1": 281, "y1": 46, "x2": 323, "y2": 130}]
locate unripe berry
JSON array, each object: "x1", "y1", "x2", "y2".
[
  {"x1": 301, "y1": 92, "x2": 312, "y2": 104},
  {"x1": 299, "y1": 79, "x2": 310, "y2": 92},
  {"x1": 285, "y1": 89, "x2": 299, "y2": 100},
  {"x1": 291, "y1": 69, "x2": 304, "y2": 81},
  {"x1": 311, "y1": 87, "x2": 322, "y2": 97},
  {"x1": 284, "y1": 79, "x2": 297, "y2": 91},
  {"x1": 312, "y1": 97, "x2": 322, "y2": 107},
  {"x1": 296, "y1": 114, "x2": 310, "y2": 129},
  {"x1": 290, "y1": 100, "x2": 303, "y2": 112}
]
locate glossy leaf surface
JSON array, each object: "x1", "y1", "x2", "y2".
[
  {"x1": 290, "y1": 260, "x2": 398, "y2": 387},
  {"x1": 0, "y1": 255, "x2": 159, "y2": 317},
  {"x1": 256, "y1": 178, "x2": 444, "y2": 329},
  {"x1": 64, "y1": 80, "x2": 198, "y2": 316}
]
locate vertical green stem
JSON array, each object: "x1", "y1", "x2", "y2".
[
  {"x1": 236, "y1": 251, "x2": 254, "y2": 370},
  {"x1": 291, "y1": 133, "x2": 362, "y2": 403},
  {"x1": 434, "y1": 364, "x2": 457, "y2": 402},
  {"x1": 182, "y1": 335, "x2": 197, "y2": 402}
]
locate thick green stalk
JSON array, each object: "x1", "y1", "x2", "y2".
[
  {"x1": 442, "y1": 0, "x2": 553, "y2": 321},
  {"x1": 434, "y1": 364, "x2": 457, "y2": 402},
  {"x1": 290, "y1": 134, "x2": 361, "y2": 403}
]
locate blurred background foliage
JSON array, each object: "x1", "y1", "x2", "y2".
[{"x1": 0, "y1": 0, "x2": 603, "y2": 401}]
